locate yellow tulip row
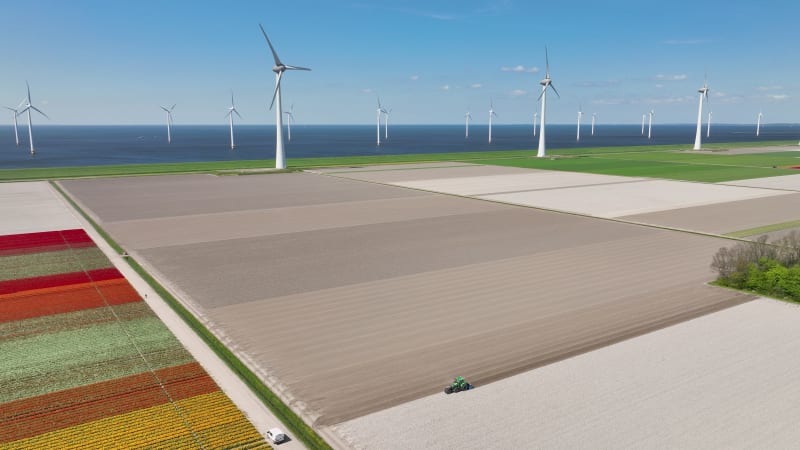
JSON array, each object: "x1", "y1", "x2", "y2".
[{"x1": 4, "y1": 391, "x2": 269, "y2": 449}]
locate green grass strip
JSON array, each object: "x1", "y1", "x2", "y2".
[
  {"x1": 725, "y1": 220, "x2": 800, "y2": 238},
  {"x1": 51, "y1": 181, "x2": 332, "y2": 450}
]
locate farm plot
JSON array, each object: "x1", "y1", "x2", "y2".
[
  {"x1": 0, "y1": 228, "x2": 269, "y2": 449},
  {"x1": 60, "y1": 172, "x2": 753, "y2": 428}
]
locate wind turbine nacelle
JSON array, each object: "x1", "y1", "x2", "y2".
[{"x1": 273, "y1": 65, "x2": 285, "y2": 73}]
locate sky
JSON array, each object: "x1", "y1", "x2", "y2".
[{"x1": 1, "y1": 0, "x2": 798, "y2": 126}]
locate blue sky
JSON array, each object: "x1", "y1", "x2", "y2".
[{"x1": 2, "y1": 0, "x2": 798, "y2": 125}]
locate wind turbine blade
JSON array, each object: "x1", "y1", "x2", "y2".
[
  {"x1": 234, "y1": 109, "x2": 243, "y2": 119},
  {"x1": 170, "y1": 104, "x2": 176, "y2": 111},
  {"x1": 30, "y1": 106, "x2": 49, "y2": 119},
  {"x1": 270, "y1": 71, "x2": 283, "y2": 110},
  {"x1": 26, "y1": 81, "x2": 32, "y2": 102},
  {"x1": 550, "y1": 84, "x2": 560, "y2": 99},
  {"x1": 160, "y1": 106, "x2": 169, "y2": 112},
  {"x1": 537, "y1": 89, "x2": 544, "y2": 101},
  {"x1": 259, "y1": 24, "x2": 282, "y2": 66},
  {"x1": 545, "y1": 46, "x2": 550, "y2": 77},
  {"x1": 284, "y1": 65, "x2": 311, "y2": 71}
]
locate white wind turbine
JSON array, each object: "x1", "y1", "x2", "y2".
[
  {"x1": 160, "y1": 104, "x2": 175, "y2": 144},
  {"x1": 465, "y1": 110, "x2": 472, "y2": 138},
  {"x1": 488, "y1": 98, "x2": 497, "y2": 143},
  {"x1": 591, "y1": 112, "x2": 597, "y2": 136},
  {"x1": 226, "y1": 92, "x2": 242, "y2": 150},
  {"x1": 260, "y1": 24, "x2": 311, "y2": 169},
  {"x1": 4, "y1": 101, "x2": 24, "y2": 147},
  {"x1": 648, "y1": 109, "x2": 654, "y2": 140},
  {"x1": 641, "y1": 113, "x2": 646, "y2": 136},
  {"x1": 376, "y1": 97, "x2": 386, "y2": 146},
  {"x1": 707, "y1": 110, "x2": 712, "y2": 138},
  {"x1": 284, "y1": 104, "x2": 294, "y2": 142},
  {"x1": 537, "y1": 47, "x2": 560, "y2": 158},
  {"x1": 756, "y1": 111, "x2": 763, "y2": 136},
  {"x1": 384, "y1": 107, "x2": 391, "y2": 140},
  {"x1": 533, "y1": 111, "x2": 538, "y2": 137},
  {"x1": 576, "y1": 105, "x2": 583, "y2": 142},
  {"x1": 693, "y1": 75, "x2": 710, "y2": 150},
  {"x1": 18, "y1": 82, "x2": 48, "y2": 155}
]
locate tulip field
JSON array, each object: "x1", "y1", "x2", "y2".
[{"x1": 0, "y1": 228, "x2": 269, "y2": 448}]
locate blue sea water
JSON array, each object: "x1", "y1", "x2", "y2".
[{"x1": 1, "y1": 124, "x2": 799, "y2": 169}]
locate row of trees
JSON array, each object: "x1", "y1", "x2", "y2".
[{"x1": 711, "y1": 231, "x2": 800, "y2": 300}]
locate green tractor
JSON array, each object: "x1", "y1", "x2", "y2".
[{"x1": 444, "y1": 376, "x2": 473, "y2": 394}]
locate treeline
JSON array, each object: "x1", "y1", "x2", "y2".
[{"x1": 711, "y1": 231, "x2": 800, "y2": 300}]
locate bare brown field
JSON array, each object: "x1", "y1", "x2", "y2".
[{"x1": 60, "y1": 170, "x2": 753, "y2": 429}]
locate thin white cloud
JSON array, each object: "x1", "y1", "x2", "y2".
[
  {"x1": 574, "y1": 80, "x2": 620, "y2": 88},
  {"x1": 510, "y1": 89, "x2": 527, "y2": 97},
  {"x1": 361, "y1": 88, "x2": 374, "y2": 94},
  {"x1": 470, "y1": 83, "x2": 483, "y2": 89},
  {"x1": 654, "y1": 74, "x2": 687, "y2": 81},
  {"x1": 440, "y1": 85, "x2": 450, "y2": 91},
  {"x1": 645, "y1": 95, "x2": 694, "y2": 104},
  {"x1": 757, "y1": 85, "x2": 783, "y2": 91},
  {"x1": 592, "y1": 98, "x2": 626, "y2": 105},
  {"x1": 767, "y1": 94, "x2": 789, "y2": 101},
  {"x1": 655, "y1": 84, "x2": 664, "y2": 88},
  {"x1": 410, "y1": 75, "x2": 419, "y2": 81},
  {"x1": 501, "y1": 65, "x2": 539, "y2": 73}
]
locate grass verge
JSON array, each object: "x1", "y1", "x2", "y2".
[
  {"x1": 50, "y1": 181, "x2": 332, "y2": 450},
  {"x1": 725, "y1": 220, "x2": 800, "y2": 238}
]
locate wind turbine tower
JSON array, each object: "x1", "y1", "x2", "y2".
[
  {"x1": 537, "y1": 48, "x2": 560, "y2": 158},
  {"x1": 18, "y1": 82, "x2": 48, "y2": 155},
  {"x1": 226, "y1": 92, "x2": 242, "y2": 150},
  {"x1": 576, "y1": 105, "x2": 583, "y2": 142},
  {"x1": 488, "y1": 99, "x2": 497, "y2": 143},
  {"x1": 284, "y1": 104, "x2": 294, "y2": 142},
  {"x1": 707, "y1": 111, "x2": 712, "y2": 138},
  {"x1": 648, "y1": 109, "x2": 654, "y2": 140},
  {"x1": 160, "y1": 104, "x2": 175, "y2": 144},
  {"x1": 4, "y1": 104, "x2": 22, "y2": 147},
  {"x1": 465, "y1": 110, "x2": 472, "y2": 138},
  {"x1": 376, "y1": 98, "x2": 386, "y2": 146},
  {"x1": 533, "y1": 111, "x2": 538, "y2": 137},
  {"x1": 260, "y1": 24, "x2": 311, "y2": 169},
  {"x1": 693, "y1": 76, "x2": 710, "y2": 150},
  {"x1": 641, "y1": 113, "x2": 646, "y2": 136},
  {"x1": 384, "y1": 107, "x2": 391, "y2": 140},
  {"x1": 591, "y1": 112, "x2": 596, "y2": 136},
  {"x1": 756, "y1": 111, "x2": 763, "y2": 136}
]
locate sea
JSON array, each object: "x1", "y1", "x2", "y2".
[{"x1": 1, "y1": 124, "x2": 799, "y2": 169}]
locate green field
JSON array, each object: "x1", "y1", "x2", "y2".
[{"x1": 1, "y1": 139, "x2": 798, "y2": 183}]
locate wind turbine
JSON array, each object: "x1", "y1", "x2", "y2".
[
  {"x1": 707, "y1": 110, "x2": 712, "y2": 138},
  {"x1": 4, "y1": 102, "x2": 23, "y2": 147},
  {"x1": 648, "y1": 109, "x2": 654, "y2": 140},
  {"x1": 591, "y1": 112, "x2": 597, "y2": 136},
  {"x1": 641, "y1": 113, "x2": 646, "y2": 136},
  {"x1": 488, "y1": 98, "x2": 497, "y2": 144},
  {"x1": 756, "y1": 111, "x2": 763, "y2": 136},
  {"x1": 260, "y1": 23, "x2": 311, "y2": 169},
  {"x1": 465, "y1": 110, "x2": 472, "y2": 138},
  {"x1": 693, "y1": 75, "x2": 710, "y2": 150},
  {"x1": 384, "y1": 107, "x2": 391, "y2": 140},
  {"x1": 533, "y1": 111, "x2": 538, "y2": 137},
  {"x1": 376, "y1": 97, "x2": 386, "y2": 146},
  {"x1": 284, "y1": 104, "x2": 294, "y2": 142},
  {"x1": 160, "y1": 104, "x2": 175, "y2": 144},
  {"x1": 537, "y1": 47, "x2": 560, "y2": 158},
  {"x1": 576, "y1": 105, "x2": 583, "y2": 142},
  {"x1": 18, "y1": 82, "x2": 48, "y2": 155},
  {"x1": 226, "y1": 92, "x2": 242, "y2": 150}
]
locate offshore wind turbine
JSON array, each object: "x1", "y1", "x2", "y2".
[
  {"x1": 756, "y1": 111, "x2": 763, "y2": 136},
  {"x1": 4, "y1": 103, "x2": 23, "y2": 147},
  {"x1": 160, "y1": 104, "x2": 175, "y2": 144},
  {"x1": 260, "y1": 23, "x2": 311, "y2": 169},
  {"x1": 576, "y1": 105, "x2": 583, "y2": 142},
  {"x1": 648, "y1": 109, "x2": 654, "y2": 140},
  {"x1": 707, "y1": 110, "x2": 712, "y2": 138},
  {"x1": 641, "y1": 113, "x2": 646, "y2": 136},
  {"x1": 284, "y1": 104, "x2": 294, "y2": 142},
  {"x1": 376, "y1": 98, "x2": 386, "y2": 146},
  {"x1": 384, "y1": 107, "x2": 391, "y2": 140},
  {"x1": 226, "y1": 92, "x2": 242, "y2": 150},
  {"x1": 533, "y1": 111, "x2": 538, "y2": 137},
  {"x1": 591, "y1": 112, "x2": 596, "y2": 136},
  {"x1": 693, "y1": 76, "x2": 710, "y2": 150},
  {"x1": 488, "y1": 98, "x2": 497, "y2": 144},
  {"x1": 18, "y1": 82, "x2": 48, "y2": 155},
  {"x1": 537, "y1": 47, "x2": 560, "y2": 158},
  {"x1": 465, "y1": 110, "x2": 472, "y2": 138}
]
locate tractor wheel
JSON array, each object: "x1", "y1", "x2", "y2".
[
  {"x1": 453, "y1": 385, "x2": 462, "y2": 393},
  {"x1": 445, "y1": 387, "x2": 453, "y2": 394},
  {"x1": 465, "y1": 383, "x2": 472, "y2": 390}
]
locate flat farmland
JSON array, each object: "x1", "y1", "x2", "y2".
[{"x1": 61, "y1": 171, "x2": 752, "y2": 429}]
